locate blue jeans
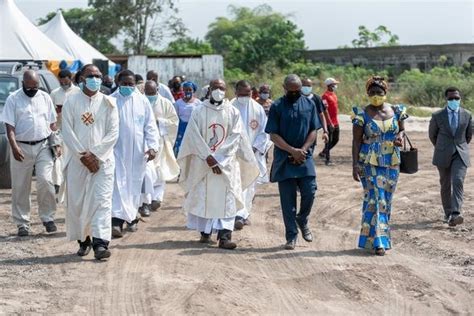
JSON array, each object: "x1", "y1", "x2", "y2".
[{"x1": 277, "y1": 176, "x2": 316, "y2": 242}]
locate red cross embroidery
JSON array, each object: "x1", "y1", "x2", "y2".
[{"x1": 81, "y1": 112, "x2": 94, "y2": 126}]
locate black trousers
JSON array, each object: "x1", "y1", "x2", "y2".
[
  {"x1": 324, "y1": 125, "x2": 340, "y2": 161},
  {"x1": 77, "y1": 236, "x2": 109, "y2": 249}
]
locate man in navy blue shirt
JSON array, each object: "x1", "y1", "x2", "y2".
[{"x1": 265, "y1": 74, "x2": 318, "y2": 250}]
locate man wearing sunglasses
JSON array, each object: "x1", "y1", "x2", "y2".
[{"x1": 429, "y1": 87, "x2": 472, "y2": 227}]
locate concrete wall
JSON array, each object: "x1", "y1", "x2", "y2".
[
  {"x1": 303, "y1": 44, "x2": 474, "y2": 73},
  {"x1": 127, "y1": 54, "x2": 224, "y2": 89}
]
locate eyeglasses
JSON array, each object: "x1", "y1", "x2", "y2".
[
  {"x1": 447, "y1": 97, "x2": 460, "y2": 101},
  {"x1": 86, "y1": 74, "x2": 102, "y2": 79}
]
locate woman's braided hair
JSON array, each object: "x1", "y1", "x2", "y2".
[{"x1": 365, "y1": 76, "x2": 388, "y2": 93}]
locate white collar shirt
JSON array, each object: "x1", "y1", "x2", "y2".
[{"x1": 1, "y1": 88, "x2": 57, "y2": 141}]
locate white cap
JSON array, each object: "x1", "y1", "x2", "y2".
[{"x1": 324, "y1": 78, "x2": 340, "y2": 86}]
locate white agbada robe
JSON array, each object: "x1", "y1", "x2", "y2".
[
  {"x1": 231, "y1": 97, "x2": 271, "y2": 219},
  {"x1": 111, "y1": 89, "x2": 160, "y2": 223},
  {"x1": 61, "y1": 91, "x2": 119, "y2": 242},
  {"x1": 177, "y1": 99, "x2": 259, "y2": 233},
  {"x1": 50, "y1": 85, "x2": 80, "y2": 190},
  {"x1": 140, "y1": 94, "x2": 179, "y2": 205},
  {"x1": 151, "y1": 94, "x2": 179, "y2": 201}
]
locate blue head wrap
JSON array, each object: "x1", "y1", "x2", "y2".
[{"x1": 182, "y1": 81, "x2": 197, "y2": 92}]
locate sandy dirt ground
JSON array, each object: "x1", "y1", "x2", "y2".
[{"x1": 0, "y1": 118, "x2": 472, "y2": 315}]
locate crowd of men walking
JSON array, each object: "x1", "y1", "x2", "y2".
[{"x1": 0, "y1": 64, "x2": 471, "y2": 260}]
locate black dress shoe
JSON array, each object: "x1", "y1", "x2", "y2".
[
  {"x1": 297, "y1": 222, "x2": 313, "y2": 242},
  {"x1": 448, "y1": 214, "x2": 464, "y2": 227},
  {"x1": 77, "y1": 237, "x2": 92, "y2": 256},
  {"x1": 18, "y1": 226, "x2": 30, "y2": 237},
  {"x1": 43, "y1": 221, "x2": 57, "y2": 233},
  {"x1": 112, "y1": 226, "x2": 123, "y2": 238},
  {"x1": 284, "y1": 239, "x2": 296, "y2": 250},
  {"x1": 138, "y1": 204, "x2": 151, "y2": 217},
  {"x1": 127, "y1": 219, "x2": 138, "y2": 232},
  {"x1": 77, "y1": 244, "x2": 92, "y2": 256},
  {"x1": 94, "y1": 246, "x2": 111, "y2": 260},
  {"x1": 150, "y1": 200, "x2": 161, "y2": 211}
]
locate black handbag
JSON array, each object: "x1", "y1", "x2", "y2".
[{"x1": 400, "y1": 133, "x2": 418, "y2": 174}]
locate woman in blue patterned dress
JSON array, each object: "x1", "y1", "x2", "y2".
[{"x1": 351, "y1": 76, "x2": 408, "y2": 256}]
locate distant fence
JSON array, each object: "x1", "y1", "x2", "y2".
[{"x1": 127, "y1": 54, "x2": 224, "y2": 89}]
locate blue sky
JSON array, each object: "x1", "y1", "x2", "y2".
[{"x1": 17, "y1": 0, "x2": 474, "y2": 50}]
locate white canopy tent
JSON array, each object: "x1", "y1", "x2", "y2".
[
  {"x1": 39, "y1": 11, "x2": 115, "y2": 67},
  {"x1": 0, "y1": 0, "x2": 73, "y2": 61}
]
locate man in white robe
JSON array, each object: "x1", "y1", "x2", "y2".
[
  {"x1": 145, "y1": 80, "x2": 180, "y2": 210},
  {"x1": 178, "y1": 79, "x2": 259, "y2": 250},
  {"x1": 110, "y1": 70, "x2": 160, "y2": 237},
  {"x1": 146, "y1": 70, "x2": 175, "y2": 103},
  {"x1": 50, "y1": 69, "x2": 80, "y2": 195},
  {"x1": 230, "y1": 80, "x2": 272, "y2": 230},
  {"x1": 137, "y1": 80, "x2": 177, "y2": 216},
  {"x1": 62, "y1": 64, "x2": 119, "y2": 260}
]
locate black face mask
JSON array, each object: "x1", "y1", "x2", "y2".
[
  {"x1": 23, "y1": 86, "x2": 39, "y2": 98},
  {"x1": 103, "y1": 82, "x2": 113, "y2": 89},
  {"x1": 172, "y1": 82, "x2": 181, "y2": 90},
  {"x1": 286, "y1": 90, "x2": 301, "y2": 102}
]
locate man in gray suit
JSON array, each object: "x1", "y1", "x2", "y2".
[{"x1": 429, "y1": 87, "x2": 472, "y2": 226}]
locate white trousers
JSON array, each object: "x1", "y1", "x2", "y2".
[{"x1": 10, "y1": 141, "x2": 56, "y2": 227}]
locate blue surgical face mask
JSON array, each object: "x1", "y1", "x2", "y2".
[
  {"x1": 146, "y1": 95, "x2": 158, "y2": 104},
  {"x1": 260, "y1": 93, "x2": 270, "y2": 100},
  {"x1": 301, "y1": 86, "x2": 312, "y2": 96},
  {"x1": 85, "y1": 77, "x2": 102, "y2": 92},
  {"x1": 119, "y1": 86, "x2": 135, "y2": 97},
  {"x1": 447, "y1": 99, "x2": 460, "y2": 111}
]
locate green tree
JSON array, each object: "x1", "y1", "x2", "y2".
[
  {"x1": 351, "y1": 25, "x2": 400, "y2": 48},
  {"x1": 165, "y1": 37, "x2": 214, "y2": 54},
  {"x1": 90, "y1": 0, "x2": 179, "y2": 54},
  {"x1": 205, "y1": 5, "x2": 306, "y2": 73},
  {"x1": 39, "y1": 1, "x2": 183, "y2": 55},
  {"x1": 37, "y1": 8, "x2": 119, "y2": 54}
]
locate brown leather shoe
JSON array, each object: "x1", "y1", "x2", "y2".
[
  {"x1": 234, "y1": 218, "x2": 245, "y2": 230},
  {"x1": 218, "y1": 240, "x2": 237, "y2": 250}
]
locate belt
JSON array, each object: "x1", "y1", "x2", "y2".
[{"x1": 18, "y1": 138, "x2": 48, "y2": 145}]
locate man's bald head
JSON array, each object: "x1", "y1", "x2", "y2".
[
  {"x1": 23, "y1": 70, "x2": 39, "y2": 82},
  {"x1": 144, "y1": 80, "x2": 158, "y2": 96},
  {"x1": 302, "y1": 78, "x2": 313, "y2": 86},
  {"x1": 146, "y1": 70, "x2": 158, "y2": 82},
  {"x1": 209, "y1": 79, "x2": 226, "y2": 91},
  {"x1": 23, "y1": 70, "x2": 40, "y2": 90}
]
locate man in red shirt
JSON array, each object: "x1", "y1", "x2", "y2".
[{"x1": 320, "y1": 78, "x2": 340, "y2": 165}]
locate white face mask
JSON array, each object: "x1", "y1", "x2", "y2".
[
  {"x1": 211, "y1": 89, "x2": 225, "y2": 102},
  {"x1": 237, "y1": 96, "x2": 250, "y2": 105}
]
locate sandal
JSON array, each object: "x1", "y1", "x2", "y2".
[{"x1": 375, "y1": 247, "x2": 386, "y2": 256}]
